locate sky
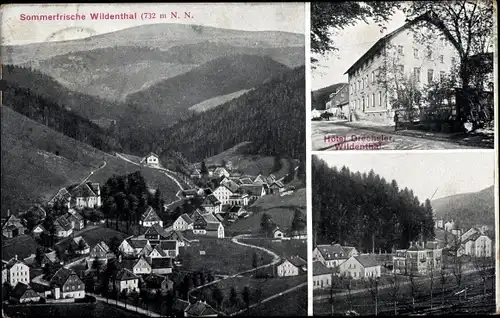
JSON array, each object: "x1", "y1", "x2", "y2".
[
  {"x1": 1, "y1": 3, "x2": 305, "y2": 45},
  {"x1": 312, "y1": 10, "x2": 407, "y2": 91},
  {"x1": 315, "y1": 151, "x2": 495, "y2": 202}
]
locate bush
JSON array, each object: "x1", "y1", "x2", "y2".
[
  {"x1": 311, "y1": 117, "x2": 322, "y2": 121},
  {"x1": 39, "y1": 297, "x2": 46, "y2": 304}
]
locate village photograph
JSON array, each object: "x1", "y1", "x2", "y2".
[
  {"x1": 1, "y1": 3, "x2": 307, "y2": 317},
  {"x1": 310, "y1": 1, "x2": 495, "y2": 151},
  {"x1": 311, "y1": 152, "x2": 496, "y2": 315}
]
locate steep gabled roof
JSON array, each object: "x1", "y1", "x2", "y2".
[
  {"x1": 206, "y1": 223, "x2": 222, "y2": 231},
  {"x1": 313, "y1": 261, "x2": 335, "y2": 276},
  {"x1": 315, "y1": 244, "x2": 348, "y2": 260},
  {"x1": 150, "y1": 244, "x2": 168, "y2": 257},
  {"x1": 115, "y1": 268, "x2": 138, "y2": 281},
  {"x1": 353, "y1": 255, "x2": 380, "y2": 268},
  {"x1": 49, "y1": 267, "x2": 80, "y2": 287},
  {"x1": 240, "y1": 184, "x2": 264, "y2": 196},
  {"x1": 54, "y1": 216, "x2": 72, "y2": 231},
  {"x1": 150, "y1": 258, "x2": 173, "y2": 269},
  {"x1": 180, "y1": 214, "x2": 193, "y2": 224},
  {"x1": 201, "y1": 195, "x2": 221, "y2": 207},
  {"x1": 69, "y1": 183, "x2": 97, "y2": 198},
  {"x1": 129, "y1": 239, "x2": 149, "y2": 249},
  {"x1": 11, "y1": 283, "x2": 39, "y2": 299},
  {"x1": 141, "y1": 206, "x2": 162, "y2": 222},
  {"x1": 288, "y1": 256, "x2": 307, "y2": 267},
  {"x1": 239, "y1": 178, "x2": 254, "y2": 185},
  {"x1": 160, "y1": 240, "x2": 177, "y2": 251}
]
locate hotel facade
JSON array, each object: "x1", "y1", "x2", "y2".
[{"x1": 345, "y1": 21, "x2": 458, "y2": 124}]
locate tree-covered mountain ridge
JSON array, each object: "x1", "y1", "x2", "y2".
[{"x1": 431, "y1": 185, "x2": 494, "y2": 228}]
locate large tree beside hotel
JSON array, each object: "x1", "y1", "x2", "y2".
[{"x1": 311, "y1": 2, "x2": 401, "y2": 67}]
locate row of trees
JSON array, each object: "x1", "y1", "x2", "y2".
[{"x1": 312, "y1": 155, "x2": 435, "y2": 252}]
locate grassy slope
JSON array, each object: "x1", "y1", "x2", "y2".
[
  {"x1": 1, "y1": 106, "x2": 178, "y2": 216},
  {"x1": 226, "y1": 189, "x2": 306, "y2": 235},
  {"x1": 249, "y1": 285, "x2": 308, "y2": 316},
  {"x1": 238, "y1": 238, "x2": 307, "y2": 260},
  {"x1": 188, "y1": 89, "x2": 253, "y2": 113},
  {"x1": 177, "y1": 237, "x2": 273, "y2": 275},
  {"x1": 2, "y1": 235, "x2": 43, "y2": 261}
]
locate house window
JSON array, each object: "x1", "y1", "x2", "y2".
[
  {"x1": 439, "y1": 55, "x2": 444, "y2": 63},
  {"x1": 427, "y1": 49, "x2": 433, "y2": 59},
  {"x1": 371, "y1": 93, "x2": 375, "y2": 108},
  {"x1": 365, "y1": 96, "x2": 369, "y2": 109},
  {"x1": 397, "y1": 45, "x2": 404, "y2": 55},
  {"x1": 413, "y1": 48, "x2": 419, "y2": 58},
  {"x1": 413, "y1": 67, "x2": 421, "y2": 82},
  {"x1": 427, "y1": 69, "x2": 434, "y2": 83},
  {"x1": 378, "y1": 91, "x2": 382, "y2": 106},
  {"x1": 371, "y1": 71, "x2": 375, "y2": 83},
  {"x1": 440, "y1": 71, "x2": 445, "y2": 81}
]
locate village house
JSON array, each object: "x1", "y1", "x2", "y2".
[
  {"x1": 179, "y1": 189, "x2": 199, "y2": 199},
  {"x1": 47, "y1": 188, "x2": 72, "y2": 209},
  {"x1": 228, "y1": 193, "x2": 250, "y2": 207},
  {"x1": 163, "y1": 230, "x2": 190, "y2": 247},
  {"x1": 10, "y1": 283, "x2": 41, "y2": 303},
  {"x1": 2, "y1": 261, "x2": 8, "y2": 284},
  {"x1": 4, "y1": 256, "x2": 30, "y2": 287},
  {"x1": 159, "y1": 240, "x2": 179, "y2": 258},
  {"x1": 270, "y1": 226, "x2": 284, "y2": 239},
  {"x1": 2, "y1": 213, "x2": 26, "y2": 239},
  {"x1": 129, "y1": 240, "x2": 152, "y2": 256},
  {"x1": 435, "y1": 220, "x2": 444, "y2": 229},
  {"x1": 269, "y1": 180, "x2": 285, "y2": 193},
  {"x1": 66, "y1": 211, "x2": 85, "y2": 231},
  {"x1": 147, "y1": 245, "x2": 168, "y2": 259},
  {"x1": 67, "y1": 182, "x2": 102, "y2": 209},
  {"x1": 192, "y1": 211, "x2": 225, "y2": 238},
  {"x1": 87, "y1": 241, "x2": 113, "y2": 268},
  {"x1": 121, "y1": 256, "x2": 152, "y2": 276},
  {"x1": 140, "y1": 206, "x2": 163, "y2": 227},
  {"x1": 345, "y1": 18, "x2": 458, "y2": 124},
  {"x1": 444, "y1": 220, "x2": 456, "y2": 232},
  {"x1": 240, "y1": 184, "x2": 266, "y2": 200},
  {"x1": 253, "y1": 175, "x2": 268, "y2": 185},
  {"x1": 53, "y1": 215, "x2": 73, "y2": 239},
  {"x1": 144, "y1": 273, "x2": 174, "y2": 294},
  {"x1": 173, "y1": 214, "x2": 194, "y2": 232},
  {"x1": 406, "y1": 241, "x2": 429, "y2": 275},
  {"x1": 48, "y1": 267, "x2": 85, "y2": 300},
  {"x1": 325, "y1": 84, "x2": 350, "y2": 118},
  {"x1": 69, "y1": 236, "x2": 90, "y2": 255},
  {"x1": 118, "y1": 237, "x2": 138, "y2": 257},
  {"x1": 340, "y1": 255, "x2": 381, "y2": 279},
  {"x1": 425, "y1": 241, "x2": 443, "y2": 270},
  {"x1": 392, "y1": 249, "x2": 407, "y2": 274},
  {"x1": 462, "y1": 233, "x2": 492, "y2": 257},
  {"x1": 213, "y1": 167, "x2": 230, "y2": 178},
  {"x1": 140, "y1": 152, "x2": 160, "y2": 167},
  {"x1": 114, "y1": 268, "x2": 139, "y2": 293},
  {"x1": 239, "y1": 177, "x2": 254, "y2": 185},
  {"x1": 32, "y1": 224, "x2": 46, "y2": 238},
  {"x1": 139, "y1": 244, "x2": 154, "y2": 258},
  {"x1": 201, "y1": 195, "x2": 222, "y2": 214},
  {"x1": 212, "y1": 184, "x2": 239, "y2": 206},
  {"x1": 461, "y1": 227, "x2": 481, "y2": 243},
  {"x1": 150, "y1": 258, "x2": 173, "y2": 275},
  {"x1": 227, "y1": 205, "x2": 246, "y2": 220},
  {"x1": 313, "y1": 261, "x2": 335, "y2": 289},
  {"x1": 190, "y1": 168, "x2": 202, "y2": 179},
  {"x1": 313, "y1": 244, "x2": 358, "y2": 268},
  {"x1": 144, "y1": 224, "x2": 169, "y2": 240},
  {"x1": 184, "y1": 300, "x2": 218, "y2": 317}
]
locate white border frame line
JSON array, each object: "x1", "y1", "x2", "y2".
[
  {"x1": 304, "y1": 1, "x2": 313, "y2": 316},
  {"x1": 494, "y1": 0, "x2": 499, "y2": 313}
]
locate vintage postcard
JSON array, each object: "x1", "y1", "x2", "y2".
[
  {"x1": 311, "y1": 151, "x2": 497, "y2": 315},
  {"x1": 310, "y1": 1, "x2": 496, "y2": 151},
  {"x1": 1, "y1": 3, "x2": 307, "y2": 317}
]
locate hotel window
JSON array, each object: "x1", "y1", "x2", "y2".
[
  {"x1": 413, "y1": 48, "x2": 419, "y2": 58},
  {"x1": 439, "y1": 55, "x2": 444, "y2": 63},
  {"x1": 427, "y1": 69, "x2": 434, "y2": 83},
  {"x1": 413, "y1": 67, "x2": 421, "y2": 82},
  {"x1": 397, "y1": 45, "x2": 404, "y2": 55},
  {"x1": 427, "y1": 49, "x2": 433, "y2": 60},
  {"x1": 371, "y1": 71, "x2": 375, "y2": 83},
  {"x1": 378, "y1": 92, "x2": 382, "y2": 106},
  {"x1": 365, "y1": 96, "x2": 369, "y2": 109},
  {"x1": 371, "y1": 93, "x2": 375, "y2": 108}
]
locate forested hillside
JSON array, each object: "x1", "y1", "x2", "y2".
[
  {"x1": 155, "y1": 66, "x2": 306, "y2": 162},
  {"x1": 432, "y1": 186, "x2": 494, "y2": 228},
  {"x1": 2, "y1": 79, "x2": 121, "y2": 153},
  {"x1": 312, "y1": 155, "x2": 435, "y2": 252}
]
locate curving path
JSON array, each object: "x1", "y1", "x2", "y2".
[
  {"x1": 189, "y1": 235, "x2": 281, "y2": 293},
  {"x1": 79, "y1": 161, "x2": 107, "y2": 186}
]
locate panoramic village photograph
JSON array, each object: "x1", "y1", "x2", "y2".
[
  {"x1": 1, "y1": 3, "x2": 307, "y2": 317},
  {"x1": 310, "y1": 1, "x2": 495, "y2": 151},
  {"x1": 311, "y1": 152, "x2": 496, "y2": 315}
]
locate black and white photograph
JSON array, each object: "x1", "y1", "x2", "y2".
[
  {"x1": 311, "y1": 152, "x2": 496, "y2": 315},
  {"x1": 311, "y1": 1, "x2": 495, "y2": 151},
  {"x1": 1, "y1": 3, "x2": 307, "y2": 317}
]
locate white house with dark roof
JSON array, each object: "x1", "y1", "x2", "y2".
[
  {"x1": 140, "y1": 206, "x2": 163, "y2": 227},
  {"x1": 5, "y1": 256, "x2": 30, "y2": 287},
  {"x1": 67, "y1": 211, "x2": 84, "y2": 230},
  {"x1": 68, "y1": 182, "x2": 101, "y2": 209},
  {"x1": 277, "y1": 256, "x2": 307, "y2": 277},
  {"x1": 192, "y1": 211, "x2": 225, "y2": 238},
  {"x1": 213, "y1": 167, "x2": 230, "y2": 178},
  {"x1": 10, "y1": 282, "x2": 40, "y2": 303},
  {"x1": 53, "y1": 215, "x2": 73, "y2": 238},
  {"x1": 201, "y1": 195, "x2": 222, "y2": 214},
  {"x1": 462, "y1": 233, "x2": 492, "y2": 257},
  {"x1": 121, "y1": 256, "x2": 152, "y2": 276},
  {"x1": 163, "y1": 230, "x2": 190, "y2": 247},
  {"x1": 173, "y1": 214, "x2": 194, "y2": 231},
  {"x1": 140, "y1": 152, "x2": 160, "y2": 167},
  {"x1": 114, "y1": 268, "x2": 139, "y2": 293},
  {"x1": 213, "y1": 184, "x2": 239, "y2": 205},
  {"x1": 118, "y1": 237, "x2": 137, "y2": 256},
  {"x1": 313, "y1": 261, "x2": 336, "y2": 289},
  {"x1": 340, "y1": 255, "x2": 381, "y2": 279},
  {"x1": 228, "y1": 193, "x2": 249, "y2": 207},
  {"x1": 160, "y1": 240, "x2": 179, "y2": 258},
  {"x1": 185, "y1": 299, "x2": 218, "y2": 317},
  {"x1": 253, "y1": 175, "x2": 268, "y2": 185},
  {"x1": 69, "y1": 236, "x2": 90, "y2": 255},
  {"x1": 48, "y1": 267, "x2": 85, "y2": 299},
  {"x1": 269, "y1": 180, "x2": 285, "y2": 193},
  {"x1": 147, "y1": 245, "x2": 168, "y2": 259},
  {"x1": 240, "y1": 184, "x2": 266, "y2": 200},
  {"x1": 151, "y1": 258, "x2": 173, "y2": 275},
  {"x1": 47, "y1": 188, "x2": 72, "y2": 209}
]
